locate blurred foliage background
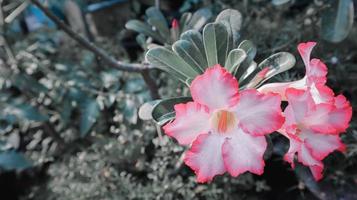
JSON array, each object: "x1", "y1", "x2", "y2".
[{"x1": 0, "y1": 0, "x2": 356, "y2": 199}]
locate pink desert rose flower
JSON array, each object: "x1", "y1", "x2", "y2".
[
  {"x1": 163, "y1": 65, "x2": 284, "y2": 183},
  {"x1": 279, "y1": 88, "x2": 352, "y2": 181},
  {"x1": 258, "y1": 42, "x2": 334, "y2": 104}
]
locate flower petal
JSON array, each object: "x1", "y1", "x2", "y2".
[
  {"x1": 163, "y1": 102, "x2": 211, "y2": 145},
  {"x1": 307, "y1": 59, "x2": 327, "y2": 85},
  {"x1": 303, "y1": 102, "x2": 351, "y2": 134},
  {"x1": 190, "y1": 64, "x2": 239, "y2": 110},
  {"x1": 329, "y1": 94, "x2": 353, "y2": 133},
  {"x1": 298, "y1": 144, "x2": 324, "y2": 181},
  {"x1": 222, "y1": 128, "x2": 267, "y2": 176},
  {"x1": 310, "y1": 84, "x2": 334, "y2": 104},
  {"x1": 283, "y1": 132, "x2": 302, "y2": 168},
  {"x1": 297, "y1": 41, "x2": 316, "y2": 69},
  {"x1": 285, "y1": 88, "x2": 315, "y2": 124},
  {"x1": 257, "y1": 79, "x2": 306, "y2": 100},
  {"x1": 233, "y1": 89, "x2": 284, "y2": 136},
  {"x1": 309, "y1": 165, "x2": 324, "y2": 181},
  {"x1": 302, "y1": 130, "x2": 346, "y2": 160},
  {"x1": 184, "y1": 133, "x2": 226, "y2": 183}
]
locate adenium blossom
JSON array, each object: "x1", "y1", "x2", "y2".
[
  {"x1": 258, "y1": 42, "x2": 334, "y2": 104},
  {"x1": 259, "y1": 41, "x2": 352, "y2": 180},
  {"x1": 280, "y1": 88, "x2": 352, "y2": 180},
  {"x1": 163, "y1": 65, "x2": 284, "y2": 183}
]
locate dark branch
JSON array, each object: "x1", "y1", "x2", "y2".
[
  {"x1": 30, "y1": 0, "x2": 148, "y2": 73},
  {"x1": 30, "y1": 0, "x2": 160, "y2": 98}
]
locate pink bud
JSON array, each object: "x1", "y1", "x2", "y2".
[{"x1": 171, "y1": 19, "x2": 179, "y2": 29}]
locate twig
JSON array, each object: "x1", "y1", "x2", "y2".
[
  {"x1": 30, "y1": 0, "x2": 160, "y2": 98},
  {"x1": 30, "y1": 0, "x2": 148, "y2": 73},
  {"x1": 141, "y1": 68, "x2": 160, "y2": 99}
]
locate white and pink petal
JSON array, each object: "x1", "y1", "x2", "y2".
[
  {"x1": 285, "y1": 88, "x2": 315, "y2": 124},
  {"x1": 309, "y1": 84, "x2": 334, "y2": 104},
  {"x1": 190, "y1": 65, "x2": 239, "y2": 110},
  {"x1": 297, "y1": 42, "x2": 316, "y2": 69},
  {"x1": 233, "y1": 89, "x2": 284, "y2": 136},
  {"x1": 184, "y1": 133, "x2": 226, "y2": 183},
  {"x1": 163, "y1": 102, "x2": 211, "y2": 145},
  {"x1": 302, "y1": 130, "x2": 346, "y2": 160},
  {"x1": 222, "y1": 128, "x2": 267, "y2": 176},
  {"x1": 257, "y1": 78, "x2": 306, "y2": 100},
  {"x1": 303, "y1": 103, "x2": 350, "y2": 134},
  {"x1": 306, "y1": 59, "x2": 328, "y2": 85},
  {"x1": 298, "y1": 144, "x2": 324, "y2": 181}
]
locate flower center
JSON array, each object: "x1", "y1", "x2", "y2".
[{"x1": 211, "y1": 110, "x2": 236, "y2": 134}]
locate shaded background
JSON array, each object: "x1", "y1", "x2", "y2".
[{"x1": 0, "y1": 0, "x2": 356, "y2": 199}]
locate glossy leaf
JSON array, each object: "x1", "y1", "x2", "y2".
[
  {"x1": 152, "y1": 97, "x2": 192, "y2": 126},
  {"x1": 138, "y1": 100, "x2": 161, "y2": 120},
  {"x1": 146, "y1": 46, "x2": 199, "y2": 82},
  {"x1": 185, "y1": 8, "x2": 212, "y2": 31},
  {"x1": 225, "y1": 49, "x2": 247, "y2": 73},
  {"x1": 235, "y1": 40, "x2": 257, "y2": 78},
  {"x1": 239, "y1": 61, "x2": 257, "y2": 84},
  {"x1": 215, "y1": 9, "x2": 242, "y2": 50},
  {"x1": 145, "y1": 7, "x2": 169, "y2": 37},
  {"x1": 243, "y1": 52, "x2": 296, "y2": 88},
  {"x1": 180, "y1": 30, "x2": 207, "y2": 68},
  {"x1": 203, "y1": 22, "x2": 229, "y2": 67},
  {"x1": 180, "y1": 12, "x2": 192, "y2": 31},
  {"x1": 125, "y1": 20, "x2": 165, "y2": 44},
  {"x1": 173, "y1": 40, "x2": 206, "y2": 73},
  {"x1": 321, "y1": 0, "x2": 354, "y2": 43}
]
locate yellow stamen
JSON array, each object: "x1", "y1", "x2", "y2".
[{"x1": 211, "y1": 110, "x2": 236, "y2": 134}]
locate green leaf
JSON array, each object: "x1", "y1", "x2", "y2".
[
  {"x1": 145, "y1": 7, "x2": 168, "y2": 29},
  {"x1": 0, "y1": 151, "x2": 32, "y2": 171},
  {"x1": 11, "y1": 74, "x2": 48, "y2": 93},
  {"x1": 173, "y1": 40, "x2": 206, "y2": 73},
  {"x1": 180, "y1": 30, "x2": 208, "y2": 68},
  {"x1": 5, "y1": 102, "x2": 48, "y2": 122},
  {"x1": 125, "y1": 20, "x2": 165, "y2": 44},
  {"x1": 146, "y1": 7, "x2": 170, "y2": 38},
  {"x1": 184, "y1": 8, "x2": 212, "y2": 31},
  {"x1": 243, "y1": 52, "x2": 296, "y2": 88},
  {"x1": 235, "y1": 40, "x2": 257, "y2": 79},
  {"x1": 225, "y1": 49, "x2": 247, "y2": 73},
  {"x1": 239, "y1": 61, "x2": 258, "y2": 84},
  {"x1": 146, "y1": 46, "x2": 199, "y2": 82},
  {"x1": 80, "y1": 98, "x2": 100, "y2": 137},
  {"x1": 180, "y1": 12, "x2": 192, "y2": 31},
  {"x1": 203, "y1": 22, "x2": 229, "y2": 67},
  {"x1": 272, "y1": 0, "x2": 291, "y2": 6},
  {"x1": 136, "y1": 34, "x2": 148, "y2": 49},
  {"x1": 215, "y1": 9, "x2": 242, "y2": 50},
  {"x1": 152, "y1": 97, "x2": 192, "y2": 126},
  {"x1": 138, "y1": 100, "x2": 161, "y2": 120},
  {"x1": 321, "y1": 0, "x2": 354, "y2": 43}
]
